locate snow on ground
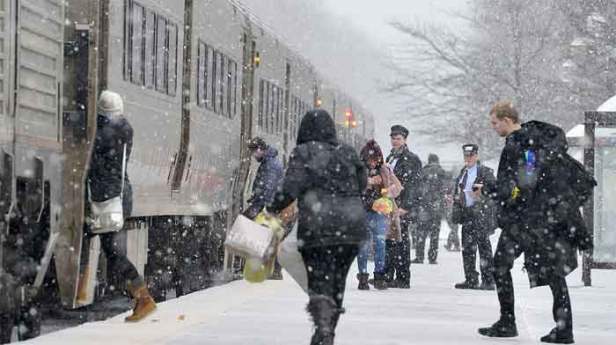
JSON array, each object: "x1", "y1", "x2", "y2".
[{"x1": 23, "y1": 230, "x2": 616, "y2": 345}]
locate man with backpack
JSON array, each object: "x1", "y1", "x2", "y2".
[
  {"x1": 473, "y1": 101, "x2": 595, "y2": 344},
  {"x1": 413, "y1": 154, "x2": 448, "y2": 264}
]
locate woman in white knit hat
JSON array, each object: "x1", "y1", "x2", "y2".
[{"x1": 86, "y1": 90, "x2": 156, "y2": 322}]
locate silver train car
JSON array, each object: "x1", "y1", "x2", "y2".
[{"x1": 1, "y1": 0, "x2": 375, "y2": 321}]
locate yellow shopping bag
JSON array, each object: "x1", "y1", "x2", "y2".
[{"x1": 243, "y1": 212, "x2": 285, "y2": 283}]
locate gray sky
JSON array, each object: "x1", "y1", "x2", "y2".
[
  {"x1": 240, "y1": 0, "x2": 470, "y2": 166},
  {"x1": 321, "y1": 0, "x2": 469, "y2": 165}
]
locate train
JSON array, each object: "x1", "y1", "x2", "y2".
[{"x1": 0, "y1": 0, "x2": 375, "y2": 330}]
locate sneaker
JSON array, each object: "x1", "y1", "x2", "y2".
[
  {"x1": 454, "y1": 281, "x2": 480, "y2": 289},
  {"x1": 429, "y1": 260, "x2": 438, "y2": 265},
  {"x1": 411, "y1": 258, "x2": 424, "y2": 264},
  {"x1": 478, "y1": 319, "x2": 518, "y2": 338},
  {"x1": 540, "y1": 328, "x2": 574, "y2": 344}
]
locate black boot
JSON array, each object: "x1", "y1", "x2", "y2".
[
  {"x1": 373, "y1": 272, "x2": 388, "y2": 290},
  {"x1": 478, "y1": 317, "x2": 518, "y2": 338},
  {"x1": 540, "y1": 328, "x2": 574, "y2": 344},
  {"x1": 454, "y1": 280, "x2": 480, "y2": 290},
  {"x1": 357, "y1": 273, "x2": 370, "y2": 291},
  {"x1": 307, "y1": 295, "x2": 337, "y2": 345}
]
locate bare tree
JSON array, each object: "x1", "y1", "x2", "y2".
[{"x1": 387, "y1": 0, "x2": 582, "y2": 156}]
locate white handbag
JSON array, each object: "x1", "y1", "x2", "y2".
[
  {"x1": 225, "y1": 215, "x2": 277, "y2": 260},
  {"x1": 89, "y1": 144, "x2": 126, "y2": 234}
]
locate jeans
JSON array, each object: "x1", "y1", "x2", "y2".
[{"x1": 357, "y1": 210, "x2": 387, "y2": 274}]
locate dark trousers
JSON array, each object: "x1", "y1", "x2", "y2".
[
  {"x1": 446, "y1": 225, "x2": 461, "y2": 250},
  {"x1": 98, "y1": 231, "x2": 141, "y2": 284},
  {"x1": 493, "y1": 227, "x2": 573, "y2": 331},
  {"x1": 300, "y1": 244, "x2": 359, "y2": 309},
  {"x1": 385, "y1": 217, "x2": 412, "y2": 285},
  {"x1": 461, "y1": 220, "x2": 494, "y2": 285},
  {"x1": 415, "y1": 213, "x2": 441, "y2": 262}
]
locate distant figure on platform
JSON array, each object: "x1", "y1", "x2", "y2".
[
  {"x1": 356, "y1": 140, "x2": 390, "y2": 291},
  {"x1": 87, "y1": 90, "x2": 156, "y2": 322},
  {"x1": 384, "y1": 125, "x2": 422, "y2": 289},
  {"x1": 243, "y1": 137, "x2": 285, "y2": 280},
  {"x1": 268, "y1": 109, "x2": 367, "y2": 345},
  {"x1": 413, "y1": 154, "x2": 447, "y2": 264},
  {"x1": 451, "y1": 144, "x2": 497, "y2": 290}
]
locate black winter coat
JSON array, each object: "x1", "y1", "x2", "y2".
[
  {"x1": 452, "y1": 163, "x2": 498, "y2": 234},
  {"x1": 484, "y1": 121, "x2": 592, "y2": 287},
  {"x1": 386, "y1": 146, "x2": 422, "y2": 219},
  {"x1": 268, "y1": 110, "x2": 367, "y2": 248},
  {"x1": 418, "y1": 162, "x2": 448, "y2": 216},
  {"x1": 87, "y1": 114, "x2": 134, "y2": 217}
]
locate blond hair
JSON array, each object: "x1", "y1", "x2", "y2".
[{"x1": 490, "y1": 100, "x2": 520, "y2": 124}]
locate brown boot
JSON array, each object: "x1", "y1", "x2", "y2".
[{"x1": 125, "y1": 281, "x2": 157, "y2": 322}]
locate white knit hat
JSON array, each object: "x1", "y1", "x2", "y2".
[{"x1": 98, "y1": 90, "x2": 124, "y2": 117}]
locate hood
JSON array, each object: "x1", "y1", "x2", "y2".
[
  {"x1": 296, "y1": 109, "x2": 338, "y2": 145},
  {"x1": 360, "y1": 140, "x2": 384, "y2": 165},
  {"x1": 265, "y1": 147, "x2": 278, "y2": 158},
  {"x1": 519, "y1": 121, "x2": 568, "y2": 154}
]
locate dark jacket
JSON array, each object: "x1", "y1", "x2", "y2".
[
  {"x1": 452, "y1": 162, "x2": 498, "y2": 234},
  {"x1": 386, "y1": 145, "x2": 422, "y2": 217},
  {"x1": 484, "y1": 121, "x2": 591, "y2": 287},
  {"x1": 268, "y1": 110, "x2": 367, "y2": 248},
  {"x1": 88, "y1": 114, "x2": 133, "y2": 217},
  {"x1": 418, "y1": 162, "x2": 448, "y2": 215},
  {"x1": 244, "y1": 147, "x2": 284, "y2": 218}
]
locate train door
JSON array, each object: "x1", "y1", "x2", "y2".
[{"x1": 226, "y1": 28, "x2": 255, "y2": 272}]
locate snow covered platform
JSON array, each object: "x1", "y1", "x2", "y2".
[{"x1": 24, "y1": 238, "x2": 616, "y2": 345}]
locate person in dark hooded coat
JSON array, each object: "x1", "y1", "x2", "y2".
[
  {"x1": 474, "y1": 101, "x2": 595, "y2": 344},
  {"x1": 413, "y1": 153, "x2": 448, "y2": 264},
  {"x1": 268, "y1": 109, "x2": 366, "y2": 345}
]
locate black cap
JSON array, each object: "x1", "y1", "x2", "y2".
[
  {"x1": 390, "y1": 125, "x2": 409, "y2": 139},
  {"x1": 462, "y1": 144, "x2": 479, "y2": 156},
  {"x1": 248, "y1": 137, "x2": 267, "y2": 150}
]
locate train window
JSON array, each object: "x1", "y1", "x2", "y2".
[
  {"x1": 272, "y1": 86, "x2": 280, "y2": 133},
  {"x1": 197, "y1": 42, "x2": 204, "y2": 106},
  {"x1": 130, "y1": 3, "x2": 145, "y2": 85},
  {"x1": 212, "y1": 50, "x2": 219, "y2": 114},
  {"x1": 206, "y1": 46, "x2": 214, "y2": 108},
  {"x1": 227, "y1": 59, "x2": 233, "y2": 118},
  {"x1": 167, "y1": 23, "x2": 178, "y2": 96},
  {"x1": 271, "y1": 85, "x2": 277, "y2": 134},
  {"x1": 220, "y1": 55, "x2": 226, "y2": 116},
  {"x1": 279, "y1": 88, "x2": 285, "y2": 132},
  {"x1": 123, "y1": 0, "x2": 130, "y2": 81},
  {"x1": 144, "y1": 10, "x2": 156, "y2": 89},
  {"x1": 155, "y1": 16, "x2": 168, "y2": 93},
  {"x1": 258, "y1": 79, "x2": 264, "y2": 127},
  {"x1": 232, "y1": 61, "x2": 238, "y2": 118},
  {"x1": 264, "y1": 82, "x2": 270, "y2": 132}
]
